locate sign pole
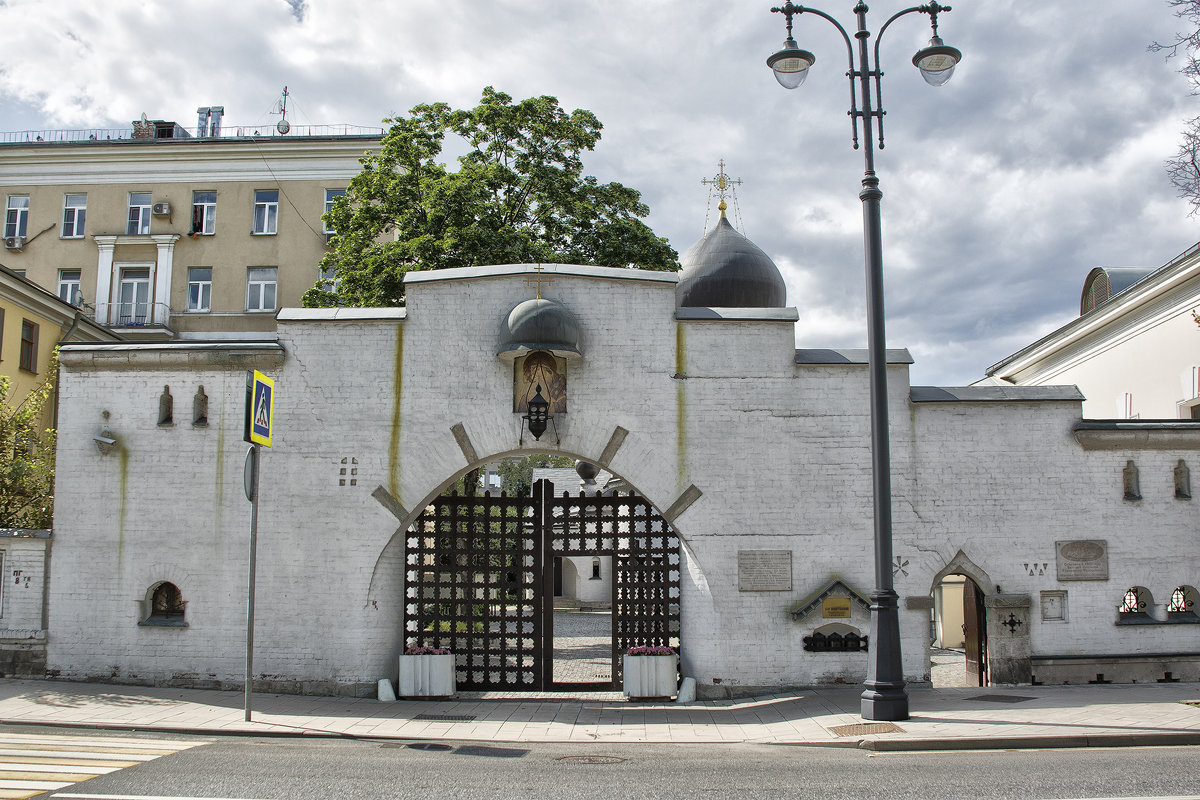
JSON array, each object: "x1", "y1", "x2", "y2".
[
  {"x1": 243, "y1": 369, "x2": 274, "y2": 722},
  {"x1": 244, "y1": 444, "x2": 260, "y2": 721}
]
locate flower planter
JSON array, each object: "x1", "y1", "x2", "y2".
[
  {"x1": 398, "y1": 653, "x2": 455, "y2": 697},
  {"x1": 622, "y1": 653, "x2": 679, "y2": 699}
]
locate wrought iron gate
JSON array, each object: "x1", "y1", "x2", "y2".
[{"x1": 403, "y1": 478, "x2": 681, "y2": 691}]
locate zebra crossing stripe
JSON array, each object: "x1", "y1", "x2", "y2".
[{"x1": 0, "y1": 733, "x2": 205, "y2": 799}]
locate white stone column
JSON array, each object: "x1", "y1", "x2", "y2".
[
  {"x1": 93, "y1": 235, "x2": 117, "y2": 325},
  {"x1": 151, "y1": 234, "x2": 180, "y2": 326}
]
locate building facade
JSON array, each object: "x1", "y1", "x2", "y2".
[
  {"x1": 0, "y1": 117, "x2": 381, "y2": 341},
  {"x1": 984, "y1": 242, "x2": 1200, "y2": 420},
  {"x1": 47, "y1": 252, "x2": 1200, "y2": 697}
]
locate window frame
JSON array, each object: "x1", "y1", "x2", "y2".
[
  {"x1": 323, "y1": 188, "x2": 346, "y2": 234},
  {"x1": 61, "y1": 193, "x2": 87, "y2": 238},
  {"x1": 127, "y1": 192, "x2": 152, "y2": 235},
  {"x1": 246, "y1": 266, "x2": 278, "y2": 312},
  {"x1": 57, "y1": 269, "x2": 82, "y2": 306},
  {"x1": 187, "y1": 267, "x2": 212, "y2": 312},
  {"x1": 252, "y1": 190, "x2": 279, "y2": 235},
  {"x1": 191, "y1": 191, "x2": 217, "y2": 236},
  {"x1": 4, "y1": 195, "x2": 29, "y2": 239},
  {"x1": 19, "y1": 319, "x2": 38, "y2": 374}
]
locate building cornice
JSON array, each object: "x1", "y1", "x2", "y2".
[
  {"x1": 0, "y1": 137, "x2": 381, "y2": 186},
  {"x1": 986, "y1": 243, "x2": 1200, "y2": 382},
  {"x1": 1072, "y1": 419, "x2": 1200, "y2": 450}
]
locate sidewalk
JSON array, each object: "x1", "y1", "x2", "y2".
[{"x1": 0, "y1": 678, "x2": 1197, "y2": 751}]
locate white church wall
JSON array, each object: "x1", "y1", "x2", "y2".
[{"x1": 46, "y1": 265, "x2": 1200, "y2": 696}]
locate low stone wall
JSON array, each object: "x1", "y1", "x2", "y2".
[{"x1": 1032, "y1": 653, "x2": 1200, "y2": 685}]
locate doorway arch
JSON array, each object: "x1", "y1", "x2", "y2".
[
  {"x1": 384, "y1": 459, "x2": 684, "y2": 692},
  {"x1": 930, "y1": 551, "x2": 993, "y2": 687}
]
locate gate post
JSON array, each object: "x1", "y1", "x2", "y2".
[
  {"x1": 536, "y1": 478, "x2": 554, "y2": 690},
  {"x1": 984, "y1": 594, "x2": 1032, "y2": 684}
]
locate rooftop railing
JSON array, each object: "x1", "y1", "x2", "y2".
[{"x1": 0, "y1": 123, "x2": 384, "y2": 144}]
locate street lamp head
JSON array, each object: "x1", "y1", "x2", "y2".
[
  {"x1": 912, "y1": 34, "x2": 961, "y2": 87},
  {"x1": 768, "y1": 38, "x2": 816, "y2": 89}
]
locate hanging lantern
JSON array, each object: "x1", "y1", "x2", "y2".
[{"x1": 525, "y1": 384, "x2": 550, "y2": 440}]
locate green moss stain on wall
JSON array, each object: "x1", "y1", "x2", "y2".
[
  {"x1": 117, "y1": 443, "x2": 129, "y2": 578},
  {"x1": 675, "y1": 323, "x2": 687, "y2": 490},
  {"x1": 214, "y1": 389, "x2": 225, "y2": 536},
  {"x1": 389, "y1": 324, "x2": 405, "y2": 499}
]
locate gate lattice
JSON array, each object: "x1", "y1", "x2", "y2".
[{"x1": 403, "y1": 479, "x2": 681, "y2": 691}]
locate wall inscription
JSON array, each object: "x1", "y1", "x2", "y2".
[
  {"x1": 822, "y1": 597, "x2": 852, "y2": 618},
  {"x1": 1055, "y1": 540, "x2": 1109, "y2": 581},
  {"x1": 738, "y1": 550, "x2": 792, "y2": 592}
]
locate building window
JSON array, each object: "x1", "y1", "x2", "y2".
[
  {"x1": 58, "y1": 270, "x2": 82, "y2": 306},
  {"x1": 117, "y1": 268, "x2": 151, "y2": 325},
  {"x1": 19, "y1": 319, "x2": 37, "y2": 373},
  {"x1": 252, "y1": 190, "x2": 278, "y2": 235},
  {"x1": 187, "y1": 267, "x2": 212, "y2": 312},
  {"x1": 61, "y1": 194, "x2": 86, "y2": 238},
  {"x1": 246, "y1": 267, "x2": 277, "y2": 311},
  {"x1": 1117, "y1": 586, "x2": 1153, "y2": 623},
  {"x1": 191, "y1": 191, "x2": 216, "y2": 235},
  {"x1": 318, "y1": 266, "x2": 338, "y2": 295},
  {"x1": 140, "y1": 581, "x2": 187, "y2": 626},
  {"x1": 4, "y1": 195, "x2": 29, "y2": 238},
  {"x1": 323, "y1": 188, "x2": 345, "y2": 234},
  {"x1": 127, "y1": 192, "x2": 152, "y2": 235}
]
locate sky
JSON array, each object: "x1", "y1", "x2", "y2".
[{"x1": 0, "y1": 0, "x2": 1196, "y2": 386}]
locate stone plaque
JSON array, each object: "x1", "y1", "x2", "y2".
[
  {"x1": 738, "y1": 550, "x2": 792, "y2": 592},
  {"x1": 1055, "y1": 540, "x2": 1109, "y2": 581},
  {"x1": 822, "y1": 597, "x2": 852, "y2": 618}
]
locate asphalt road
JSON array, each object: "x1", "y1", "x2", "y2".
[{"x1": 22, "y1": 726, "x2": 1199, "y2": 800}]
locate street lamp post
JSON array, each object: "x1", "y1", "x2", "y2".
[{"x1": 766, "y1": 1, "x2": 961, "y2": 722}]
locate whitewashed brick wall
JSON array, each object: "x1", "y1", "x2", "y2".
[{"x1": 47, "y1": 265, "x2": 1200, "y2": 695}]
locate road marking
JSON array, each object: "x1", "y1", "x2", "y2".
[
  {"x1": 52, "y1": 795, "x2": 273, "y2": 800},
  {"x1": 0, "y1": 733, "x2": 205, "y2": 799}
]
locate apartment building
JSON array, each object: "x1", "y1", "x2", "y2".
[{"x1": 0, "y1": 110, "x2": 381, "y2": 340}]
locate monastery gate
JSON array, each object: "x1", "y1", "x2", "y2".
[{"x1": 404, "y1": 479, "x2": 681, "y2": 691}]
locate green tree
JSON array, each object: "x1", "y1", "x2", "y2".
[
  {"x1": 304, "y1": 87, "x2": 677, "y2": 307},
  {"x1": 0, "y1": 359, "x2": 56, "y2": 529},
  {"x1": 496, "y1": 454, "x2": 575, "y2": 497}
]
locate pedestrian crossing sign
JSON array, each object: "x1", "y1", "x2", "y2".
[{"x1": 246, "y1": 370, "x2": 274, "y2": 447}]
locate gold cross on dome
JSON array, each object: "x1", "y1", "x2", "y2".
[
  {"x1": 524, "y1": 264, "x2": 553, "y2": 299},
  {"x1": 701, "y1": 159, "x2": 742, "y2": 218}
]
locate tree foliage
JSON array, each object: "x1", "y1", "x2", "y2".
[
  {"x1": 304, "y1": 87, "x2": 678, "y2": 307},
  {"x1": 496, "y1": 455, "x2": 575, "y2": 497},
  {"x1": 0, "y1": 358, "x2": 56, "y2": 529},
  {"x1": 1152, "y1": 0, "x2": 1200, "y2": 213}
]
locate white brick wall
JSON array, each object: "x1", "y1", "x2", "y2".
[{"x1": 47, "y1": 265, "x2": 1200, "y2": 694}]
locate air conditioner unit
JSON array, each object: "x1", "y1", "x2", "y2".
[
  {"x1": 152, "y1": 202, "x2": 171, "y2": 216},
  {"x1": 3, "y1": 236, "x2": 24, "y2": 251}
]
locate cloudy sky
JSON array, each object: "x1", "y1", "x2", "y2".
[{"x1": 0, "y1": 0, "x2": 1196, "y2": 385}]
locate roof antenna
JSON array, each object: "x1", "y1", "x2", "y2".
[{"x1": 273, "y1": 86, "x2": 291, "y2": 135}]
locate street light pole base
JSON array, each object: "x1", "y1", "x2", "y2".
[{"x1": 860, "y1": 684, "x2": 909, "y2": 721}]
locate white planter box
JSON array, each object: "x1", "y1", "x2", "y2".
[
  {"x1": 622, "y1": 654, "x2": 679, "y2": 699},
  {"x1": 398, "y1": 653, "x2": 455, "y2": 697}
]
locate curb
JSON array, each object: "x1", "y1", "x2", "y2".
[{"x1": 856, "y1": 732, "x2": 1200, "y2": 752}]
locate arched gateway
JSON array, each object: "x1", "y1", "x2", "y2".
[{"x1": 404, "y1": 476, "x2": 680, "y2": 691}]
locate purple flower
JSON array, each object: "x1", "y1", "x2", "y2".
[
  {"x1": 625, "y1": 645, "x2": 677, "y2": 656},
  {"x1": 404, "y1": 646, "x2": 451, "y2": 655}
]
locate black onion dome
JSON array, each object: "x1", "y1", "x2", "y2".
[
  {"x1": 676, "y1": 216, "x2": 786, "y2": 308},
  {"x1": 497, "y1": 298, "x2": 582, "y2": 361}
]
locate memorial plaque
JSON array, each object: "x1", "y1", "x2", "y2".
[
  {"x1": 822, "y1": 597, "x2": 852, "y2": 618},
  {"x1": 738, "y1": 550, "x2": 792, "y2": 592},
  {"x1": 1055, "y1": 540, "x2": 1109, "y2": 581}
]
